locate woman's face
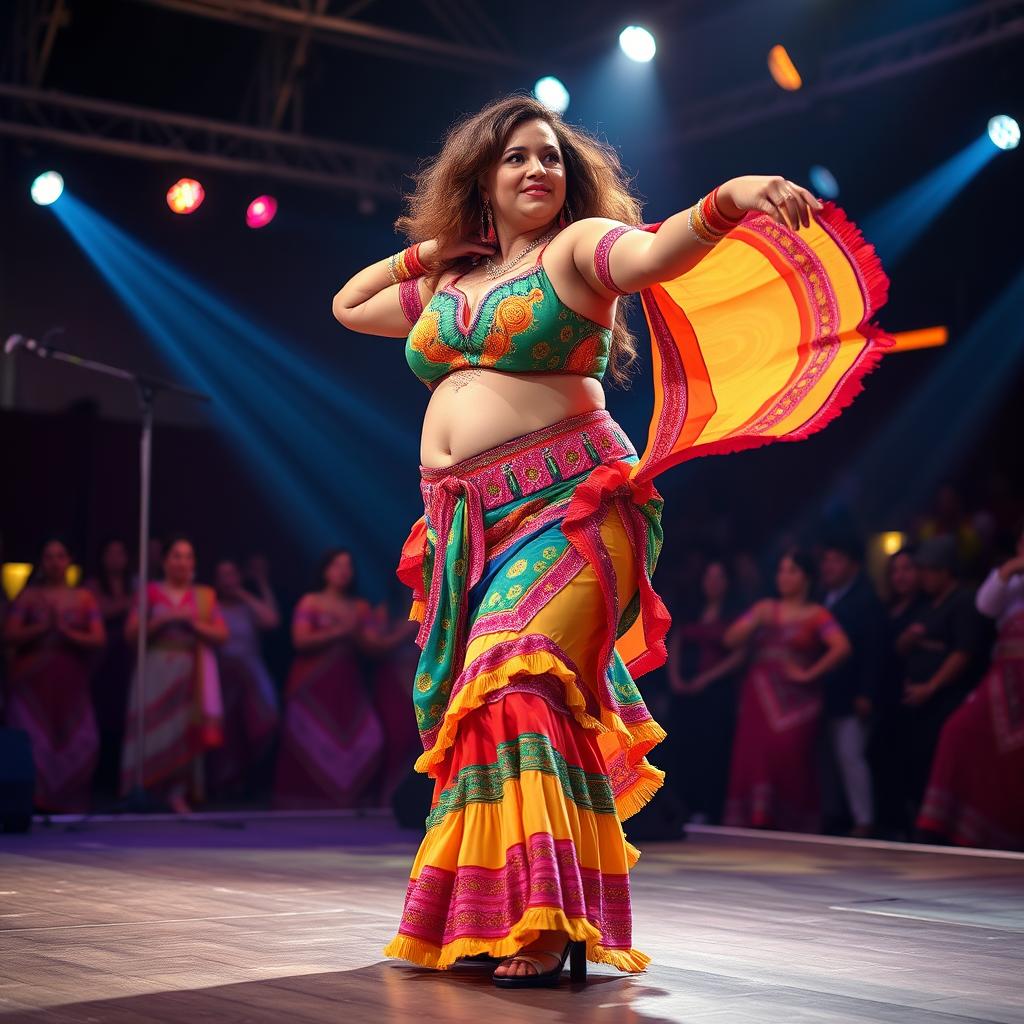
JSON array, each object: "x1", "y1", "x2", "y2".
[
  {"x1": 215, "y1": 561, "x2": 242, "y2": 594},
  {"x1": 888, "y1": 552, "x2": 919, "y2": 599},
  {"x1": 775, "y1": 555, "x2": 809, "y2": 600},
  {"x1": 163, "y1": 542, "x2": 195, "y2": 585},
  {"x1": 702, "y1": 562, "x2": 729, "y2": 602},
  {"x1": 325, "y1": 552, "x2": 354, "y2": 592},
  {"x1": 41, "y1": 541, "x2": 71, "y2": 585},
  {"x1": 102, "y1": 540, "x2": 129, "y2": 575},
  {"x1": 481, "y1": 118, "x2": 567, "y2": 234}
]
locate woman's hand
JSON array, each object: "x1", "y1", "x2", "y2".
[
  {"x1": 420, "y1": 237, "x2": 495, "y2": 268},
  {"x1": 782, "y1": 662, "x2": 814, "y2": 685},
  {"x1": 902, "y1": 679, "x2": 937, "y2": 708},
  {"x1": 718, "y1": 176, "x2": 823, "y2": 232},
  {"x1": 999, "y1": 554, "x2": 1024, "y2": 581}
]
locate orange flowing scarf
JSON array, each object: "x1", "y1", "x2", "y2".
[
  {"x1": 616, "y1": 202, "x2": 893, "y2": 668},
  {"x1": 631, "y1": 202, "x2": 893, "y2": 483}
]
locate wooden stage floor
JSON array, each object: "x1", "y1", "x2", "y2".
[{"x1": 1, "y1": 814, "x2": 1022, "y2": 1023}]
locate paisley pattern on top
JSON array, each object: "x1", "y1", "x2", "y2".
[{"x1": 405, "y1": 257, "x2": 612, "y2": 387}]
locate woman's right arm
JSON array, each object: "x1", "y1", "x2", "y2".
[
  {"x1": 723, "y1": 599, "x2": 769, "y2": 649},
  {"x1": 332, "y1": 237, "x2": 493, "y2": 337},
  {"x1": 3, "y1": 593, "x2": 50, "y2": 647},
  {"x1": 976, "y1": 557, "x2": 1024, "y2": 619},
  {"x1": 291, "y1": 596, "x2": 352, "y2": 653},
  {"x1": 332, "y1": 242, "x2": 438, "y2": 338}
]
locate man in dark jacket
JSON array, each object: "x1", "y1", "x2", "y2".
[
  {"x1": 899, "y1": 536, "x2": 987, "y2": 827},
  {"x1": 819, "y1": 534, "x2": 887, "y2": 837}
]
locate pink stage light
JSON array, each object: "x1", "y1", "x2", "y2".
[
  {"x1": 167, "y1": 178, "x2": 205, "y2": 215},
  {"x1": 246, "y1": 195, "x2": 278, "y2": 229}
]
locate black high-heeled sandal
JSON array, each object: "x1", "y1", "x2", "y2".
[{"x1": 491, "y1": 940, "x2": 587, "y2": 988}]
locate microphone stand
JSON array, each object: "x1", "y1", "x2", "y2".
[{"x1": 5, "y1": 330, "x2": 210, "y2": 811}]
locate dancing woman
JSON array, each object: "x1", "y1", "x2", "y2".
[
  {"x1": 120, "y1": 536, "x2": 228, "y2": 813},
  {"x1": 4, "y1": 539, "x2": 105, "y2": 813},
  {"x1": 722, "y1": 550, "x2": 851, "y2": 832},
  {"x1": 272, "y1": 549, "x2": 384, "y2": 809},
  {"x1": 333, "y1": 95, "x2": 891, "y2": 986}
]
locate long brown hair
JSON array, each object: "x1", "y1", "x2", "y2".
[{"x1": 395, "y1": 94, "x2": 645, "y2": 385}]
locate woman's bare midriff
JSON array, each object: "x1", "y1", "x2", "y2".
[{"x1": 420, "y1": 370, "x2": 606, "y2": 468}]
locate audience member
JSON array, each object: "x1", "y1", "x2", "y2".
[
  {"x1": 3, "y1": 539, "x2": 105, "y2": 813},
  {"x1": 723, "y1": 550, "x2": 851, "y2": 832}
]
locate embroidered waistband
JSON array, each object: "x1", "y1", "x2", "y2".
[{"x1": 420, "y1": 409, "x2": 635, "y2": 513}]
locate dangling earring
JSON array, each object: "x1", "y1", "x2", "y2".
[
  {"x1": 558, "y1": 203, "x2": 572, "y2": 229},
  {"x1": 481, "y1": 197, "x2": 496, "y2": 243}
]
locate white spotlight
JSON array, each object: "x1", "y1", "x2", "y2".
[
  {"x1": 619, "y1": 26, "x2": 656, "y2": 63},
  {"x1": 987, "y1": 114, "x2": 1020, "y2": 151},
  {"x1": 534, "y1": 76, "x2": 570, "y2": 114},
  {"x1": 31, "y1": 171, "x2": 64, "y2": 206}
]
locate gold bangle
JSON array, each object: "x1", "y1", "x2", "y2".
[
  {"x1": 388, "y1": 247, "x2": 421, "y2": 284},
  {"x1": 688, "y1": 203, "x2": 721, "y2": 247}
]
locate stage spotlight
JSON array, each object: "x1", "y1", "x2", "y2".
[
  {"x1": 1, "y1": 563, "x2": 32, "y2": 600},
  {"x1": 987, "y1": 114, "x2": 1020, "y2": 151},
  {"x1": 166, "y1": 178, "x2": 205, "y2": 215},
  {"x1": 619, "y1": 26, "x2": 656, "y2": 63},
  {"x1": 31, "y1": 171, "x2": 64, "y2": 206},
  {"x1": 534, "y1": 76, "x2": 570, "y2": 114},
  {"x1": 809, "y1": 165, "x2": 839, "y2": 200},
  {"x1": 768, "y1": 45, "x2": 802, "y2": 91},
  {"x1": 246, "y1": 195, "x2": 278, "y2": 229}
]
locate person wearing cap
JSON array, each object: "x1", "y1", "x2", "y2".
[
  {"x1": 817, "y1": 533, "x2": 887, "y2": 838},
  {"x1": 895, "y1": 536, "x2": 986, "y2": 824}
]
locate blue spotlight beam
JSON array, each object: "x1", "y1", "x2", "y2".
[
  {"x1": 50, "y1": 194, "x2": 412, "y2": 586},
  {"x1": 52, "y1": 199, "x2": 410, "y2": 457},
  {"x1": 861, "y1": 135, "x2": 998, "y2": 267},
  {"x1": 838, "y1": 264, "x2": 1024, "y2": 528}
]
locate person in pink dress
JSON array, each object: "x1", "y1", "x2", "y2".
[
  {"x1": 723, "y1": 549, "x2": 851, "y2": 832},
  {"x1": 916, "y1": 522, "x2": 1024, "y2": 849},
  {"x1": 120, "y1": 536, "x2": 229, "y2": 814},
  {"x1": 273, "y1": 549, "x2": 384, "y2": 809},
  {"x1": 4, "y1": 539, "x2": 105, "y2": 812}
]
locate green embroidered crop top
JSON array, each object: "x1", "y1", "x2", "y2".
[{"x1": 402, "y1": 254, "x2": 613, "y2": 388}]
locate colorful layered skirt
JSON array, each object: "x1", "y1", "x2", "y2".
[
  {"x1": 384, "y1": 203, "x2": 894, "y2": 972},
  {"x1": 382, "y1": 410, "x2": 670, "y2": 972}
]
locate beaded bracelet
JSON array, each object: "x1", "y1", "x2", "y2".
[
  {"x1": 688, "y1": 187, "x2": 744, "y2": 247},
  {"x1": 387, "y1": 242, "x2": 426, "y2": 284},
  {"x1": 688, "y1": 203, "x2": 721, "y2": 247}
]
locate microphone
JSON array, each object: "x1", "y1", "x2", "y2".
[{"x1": 4, "y1": 327, "x2": 64, "y2": 357}]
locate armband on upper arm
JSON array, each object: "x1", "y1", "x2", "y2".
[
  {"x1": 593, "y1": 224, "x2": 643, "y2": 295},
  {"x1": 399, "y1": 278, "x2": 425, "y2": 326}
]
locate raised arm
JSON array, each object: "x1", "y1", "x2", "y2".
[
  {"x1": 332, "y1": 237, "x2": 494, "y2": 338},
  {"x1": 572, "y1": 176, "x2": 822, "y2": 297}
]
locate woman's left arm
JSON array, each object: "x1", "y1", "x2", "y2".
[
  {"x1": 573, "y1": 176, "x2": 822, "y2": 296},
  {"x1": 194, "y1": 590, "x2": 229, "y2": 647},
  {"x1": 798, "y1": 616, "x2": 852, "y2": 684},
  {"x1": 58, "y1": 593, "x2": 107, "y2": 650}
]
